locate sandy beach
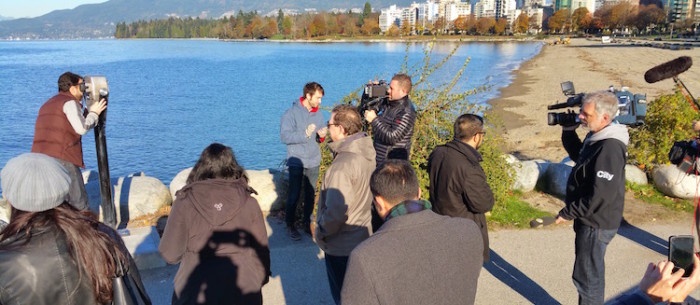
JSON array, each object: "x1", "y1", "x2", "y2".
[{"x1": 489, "y1": 38, "x2": 700, "y2": 161}]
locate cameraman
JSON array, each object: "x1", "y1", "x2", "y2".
[
  {"x1": 363, "y1": 73, "x2": 417, "y2": 167},
  {"x1": 554, "y1": 91, "x2": 629, "y2": 305}
]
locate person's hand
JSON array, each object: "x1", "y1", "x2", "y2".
[
  {"x1": 554, "y1": 216, "x2": 569, "y2": 224},
  {"x1": 317, "y1": 126, "x2": 328, "y2": 138},
  {"x1": 89, "y1": 98, "x2": 107, "y2": 115},
  {"x1": 669, "y1": 254, "x2": 700, "y2": 303},
  {"x1": 305, "y1": 124, "x2": 316, "y2": 138},
  {"x1": 640, "y1": 260, "x2": 685, "y2": 303},
  {"x1": 364, "y1": 110, "x2": 377, "y2": 123}
]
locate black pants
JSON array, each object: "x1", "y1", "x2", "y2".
[{"x1": 324, "y1": 253, "x2": 349, "y2": 305}]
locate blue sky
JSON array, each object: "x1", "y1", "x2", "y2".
[{"x1": 0, "y1": 0, "x2": 107, "y2": 18}]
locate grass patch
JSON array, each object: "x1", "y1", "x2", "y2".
[
  {"x1": 488, "y1": 194, "x2": 554, "y2": 228},
  {"x1": 627, "y1": 182, "x2": 695, "y2": 213}
]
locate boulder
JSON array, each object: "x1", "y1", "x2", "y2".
[
  {"x1": 169, "y1": 168, "x2": 288, "y2": 212},
  {"x1": 653, "y1": 164, "x2": 700, "y2": 199},
  {"x1": 86, "y1": 175, "x2": 172, "y2": 225},
  {"x1": 625, "y1": 164, "x2": 648, "y2": 185},
  {"x1": 538, "y1": 162, "x2": 572, "y2": 197},
  {"x1": 169, "y1": 167, "x2": 192, "y2": 200},
  {"x1": 248, "y1": 169, "x2": 287, "y2": 212},
  {"x1": 504, "y1": 155, "x2": 539, "y2": 192}
]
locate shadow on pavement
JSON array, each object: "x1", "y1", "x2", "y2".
[
  {"x1": 484, "y1": 249, "x2": 561, "y2": 305},
  {"x1": 266, "y1": 213, "x2": 333, "y2": 305},
  {"x1": 617, "y1": 219, "x2": 668, "y2": 256}
]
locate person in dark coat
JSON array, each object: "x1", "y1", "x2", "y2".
[
  {"x1": 159, "y1": 143, "x2": 271, "y2": 305},
  {"x1": 428, "y1": 113, "x2": 494, "y2": 262},
  {"x1": 0, "y1": 152, "x2": 150, "y2": 305}
]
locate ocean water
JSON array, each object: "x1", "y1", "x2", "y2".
[{"x1": 0, "y1": 40, "x2": 541, "y2": 184}]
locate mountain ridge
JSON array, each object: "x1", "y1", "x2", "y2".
[{"x1": 0, "y1": 0, "x2": 417, "y2": 39}]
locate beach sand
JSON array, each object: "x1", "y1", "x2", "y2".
[{"x1": 489, "y1": 38, "x2": 700, "y2": 161}]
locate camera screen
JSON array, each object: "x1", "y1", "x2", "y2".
[{"x1": 670, "y1": 235, "x2": 695, "y2": 277}]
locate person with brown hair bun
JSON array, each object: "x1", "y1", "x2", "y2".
[
  {"x1": 0, "y1": 152, "x2": 150, "y2": 305},
  {"x1": 159, "y1": 143, "x2": 271, "y2": 305}
]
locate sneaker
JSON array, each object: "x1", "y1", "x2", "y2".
[{"x1": 287, "y1": 227, "x2": 301, "y2": 241}]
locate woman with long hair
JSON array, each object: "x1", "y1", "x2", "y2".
[
  {"x1": 159, "y1": 143, "x2": 271, "y2": 305},
  {"x1": 0, "y1": 152, "x2": 151, "y2": 305}
]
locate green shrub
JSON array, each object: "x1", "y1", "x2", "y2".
[{"x1": 628, "y1": 91, "x2": 697, "y2": 171}]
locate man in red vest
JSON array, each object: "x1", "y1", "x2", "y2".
[{"x1": 31, "y1": 72, "x2": 107, "y2": 213}]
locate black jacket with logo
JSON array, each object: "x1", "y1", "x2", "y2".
[{"x1": 559, "y1": 124, "x2": 628, "y2": 230}]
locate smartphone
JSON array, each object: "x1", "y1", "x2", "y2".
[{"x1": 669, "y1": 235, "x2": 695, "y2": 277}]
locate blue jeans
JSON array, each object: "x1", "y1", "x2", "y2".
[
  {"x1": 324, "y1": 253, "x2": 348, "y2": 305},
  {"x1": 572, "y1": 222, "x2": 617, "y2": 305},
  {"x1": 285, "y1": 165, "x2": 319, "y2": 228}
]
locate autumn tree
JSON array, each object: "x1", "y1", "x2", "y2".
[
  {"x1": 400, "y1": 19, "x2": 412, "y2": 35},
  {"x1": 476, "y1": 17, "x2": 495, "y2": 35},
  {"x1": 360, "y1": 18, "x2": 380, "y2": 35},
  {"x1": 310, "y1": 14, "x2": 327, "y2": 37},
  {"x1": 494, "y1": 18, "x2": 508, "y2": 34},
  {"x1": 633, "y1": 4, "x2": 666, "y2": 33},
  {"x1": 454, "y1": 16, "x2": 468, "y2": 33},
  {"x1": 571, "y1": 7, "x2": 591, "y2": 33},
  {"x1": 548, "y1": 9, "x2": 570, "y2": 33},
  {"x1": 386, "y1": 24, "x2": 400, "y2": 36},
  {"x1": 513, "y1": 13, "x2": 529, "y2": 34},
  {"x1": 262, "y1": 19, "x2": 278, "y2": 38}
]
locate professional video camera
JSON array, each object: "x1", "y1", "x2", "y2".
[
  {"x1": 358, "y1": 80, "x2": 388, "y2": 118},
  {"x1": 547, "y1": 81, "x2": 647, "y2": 127}
]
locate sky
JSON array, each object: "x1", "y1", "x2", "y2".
[{"x1": 0, "y1": 0, "x2": 107, "y2": 18}]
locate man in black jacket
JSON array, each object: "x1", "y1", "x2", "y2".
[
  {"x1": 554, "y1": 91, "x2": 628, "y2": 305},
  {"x1": 363, "y1": 73, "x2": 416, "y2": 167},
  {"x1": 364, "y1": 73, "x2": 417, "y2": 232},
  {"x1": 428, "y1": 113, "x2": 494, "y2": 262}
]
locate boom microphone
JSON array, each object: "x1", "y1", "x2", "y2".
[{"x1": 644, "y1": 56, "x2": 693, "y2": 83}]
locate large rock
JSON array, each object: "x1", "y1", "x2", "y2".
[
  {"x1": 504, "y1": 155, "x2": 538, "y2": 192},
  {"x1": 86, "y1": 175, "x2": 172, "y2": 225},
  {"x1": 169, "y1": 167, "x2": 192, "y2": 200},
  {"x1": 625, "y1": 164, "x2": 648, "y2": 185},
  {"x1": 538, "y1": 162, "x2": 572, "y2": 197},
  {"x1": 653, "y1": 164, "x2": 700, "y2": 199},
  {"x1": 169, "y1": 168, "x2": 287, "y2": 212},
  {"x1": 248, "y1": 169, "x2": 287, "y2": 212}
]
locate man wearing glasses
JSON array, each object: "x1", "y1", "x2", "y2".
[
  {"x1": 428, "y1": 113, "x2": 494, "y2": 262},
  {"x1": 314, "y1": 104, "x2": 375, "y2": 304},
  {"x1": 280, "y1": 82, "x2": 328, "y2": 241},
  {"x1": 554, "y1": 91, "x2": 628, "y2": 305},
  {"x1": 31, "y1": 72, "x2": 107, "y2": 212}
]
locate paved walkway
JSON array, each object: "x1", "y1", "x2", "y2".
[{"x1": 140, "y1": 216, "x2": 700, "y2": 305}]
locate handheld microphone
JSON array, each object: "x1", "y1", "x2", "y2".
[{"x1": 644, "y1": 56, "x2": 693, "y2": 83}]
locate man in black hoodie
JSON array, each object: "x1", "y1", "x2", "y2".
[{"x1": 554, "y1": 90, "x2": 629, "y2": 305}]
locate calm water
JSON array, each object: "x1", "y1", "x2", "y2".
[{"x1": 0, "y1": 40, "x2": 541, "y2": 184}]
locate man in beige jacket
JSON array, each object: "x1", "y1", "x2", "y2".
[{"x1": 313, "y1": 104, "x2": 376, "y2": 304}]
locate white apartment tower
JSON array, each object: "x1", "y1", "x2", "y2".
[{"x1": 379, "y1": 5, "x2": 403, "y2": 32}]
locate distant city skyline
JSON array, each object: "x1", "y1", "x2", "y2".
[{"x1": 0, "y1": 0, "x2": 106, "y2": 19}]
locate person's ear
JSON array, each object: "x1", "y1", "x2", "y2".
[
  {"x1": 417, "y1": 188, "x2": 422, "y2": 200},
  {"x1": 375, "y1": 195, "x2": 390, "y2": 218}
]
